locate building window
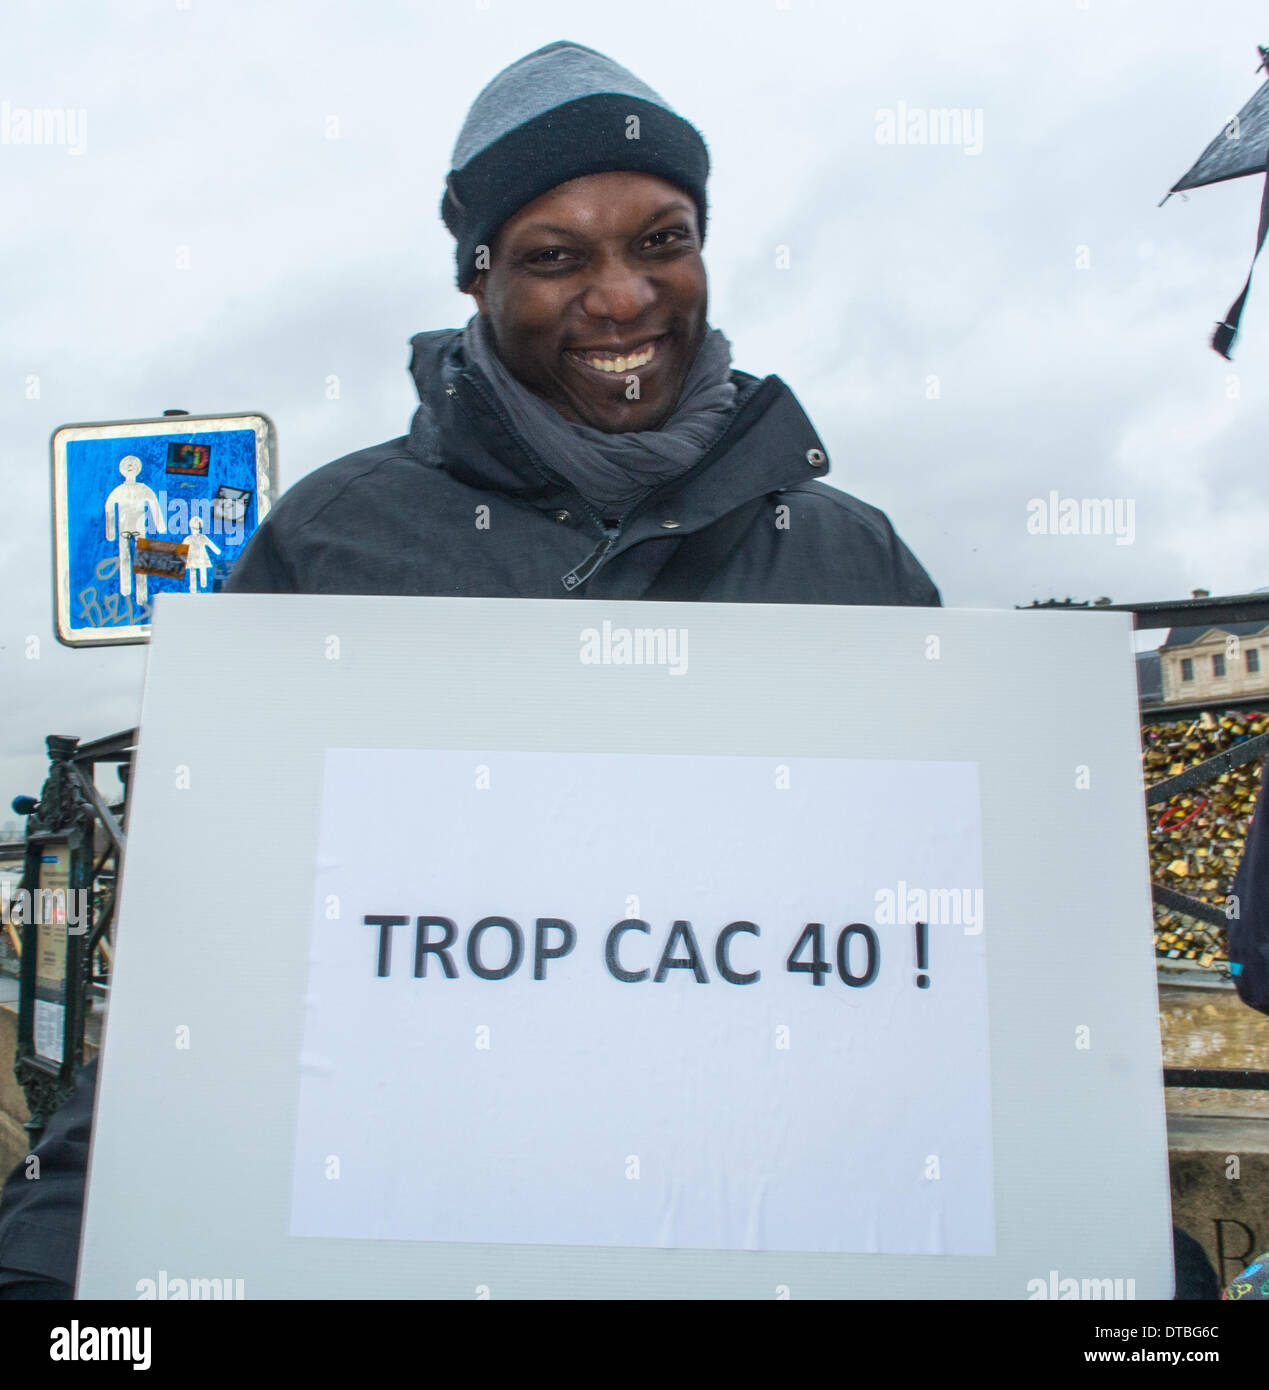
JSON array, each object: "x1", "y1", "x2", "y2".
[
  {"x1": 1213, "y1": 653, "x2": 1226, "y2": 678},
  {"x1": 1181, "y1": 657, "x2": 1193, "y2": 681},
  {"x1": 1249, "y1": 648, "x2": 1262, "y2": 674}
]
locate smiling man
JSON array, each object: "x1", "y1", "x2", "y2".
[
  {"x1": 0, "y1": 40, "x2": 938, "y2": 1302},
  {"x1": 223, "y1": 40, "x2": 940, "y2": 605}
]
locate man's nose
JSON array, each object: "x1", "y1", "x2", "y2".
[{"x1": 578, "y1": 256, "x2": 658, "y2": 322}]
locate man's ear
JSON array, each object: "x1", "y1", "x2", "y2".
[{"x1": 466, "y1": 272, "x2": 487, "y2": 314}]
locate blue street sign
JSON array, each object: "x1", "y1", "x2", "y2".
[{"x1": 51, "y1": 413, "x2": 276, "y2": 646}]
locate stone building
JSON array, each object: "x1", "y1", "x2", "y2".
[{"x1": 1159, "y1": 619, "x2": 1269, "y2": 704}]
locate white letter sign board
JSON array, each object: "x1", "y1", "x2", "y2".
[{"x1": 77, "y1": 596, "x2": 1172, "y2": 1298}]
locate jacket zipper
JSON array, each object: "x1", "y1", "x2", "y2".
[{"x1": 459, "y1": 365, "x2": 774, "y2": 592}]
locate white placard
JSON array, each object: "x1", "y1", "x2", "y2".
[
  {"x1": 76, "y1": 596, "x2": 1174, "y2": 1299},
  {"x1": 292, "y1": 750, "x2": 991, "y2": 1254}
]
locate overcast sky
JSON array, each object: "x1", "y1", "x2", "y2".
[{"x1": 3, "y1": 0, "x2": 1268, "y2": 813}]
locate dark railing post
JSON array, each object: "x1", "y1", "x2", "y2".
[{"x1": 14, "y1": 737, "x2": 96, "y2": 1145}]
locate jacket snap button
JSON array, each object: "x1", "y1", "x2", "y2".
[
  {"x1": 553, "y1": 509, "x2": 571, "y2": 524},
  {"x1": 660, "y1": 519, "x2": 681, "y2": 529},
  {"x1": 445, "y1": 385, "x2": 457, "y2": 398},
  {"x1": 805, "y1": 447, "x2": 826, "y2": 466}
]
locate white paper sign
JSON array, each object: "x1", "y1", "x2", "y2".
[{"x1": 291, "y1": 749, "x2": 992, "y2": 1254}]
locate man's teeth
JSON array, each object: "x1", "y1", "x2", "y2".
[{"x1": 578, "y1": 340, "x2": 658, "y2": 373}]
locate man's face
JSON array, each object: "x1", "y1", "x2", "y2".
[{"x1": 468, "y1": 171, "x2": 708, "y2": 433}]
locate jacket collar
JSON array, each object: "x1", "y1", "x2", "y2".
[{"x1": 405, "y1": 328, "x2": 831, "y2": 537}]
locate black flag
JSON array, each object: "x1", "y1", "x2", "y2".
[{"x1": 1166, "y1": 49, "x2": 1269, "y2": 358}]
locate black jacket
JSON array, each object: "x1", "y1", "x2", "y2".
[
  {"x1": 224, "y1": 328, "x2": 940, "y2": 605},
  {"x1": 0, "y1": 1057, "x2": 95, "y2": 1299}
]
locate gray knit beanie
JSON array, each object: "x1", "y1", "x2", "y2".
[{"x1": 441, "y1": 40, "x2": 710, "y2": 290}]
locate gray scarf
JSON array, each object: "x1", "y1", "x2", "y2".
[{"x1": 461, "y1": 312, "x2": 737, "y2": 518}]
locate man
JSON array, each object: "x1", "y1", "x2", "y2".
[
  {"x1": 224, "y1": 39, "x2": 939, "y2": 606},
  {"x1": 0, "y1": 39, "x2": 937, "y2": 1299},
  {"x1": 1229, "y1": 778, "x2": 1269, "y2": 1015}
]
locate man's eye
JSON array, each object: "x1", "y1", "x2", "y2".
[
  {"x1": 528, "y1": 248, "x2": 574, "y2": 265},
  {"x1": 645, "y1": 228, "x2": 690, "y2": 249}
]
